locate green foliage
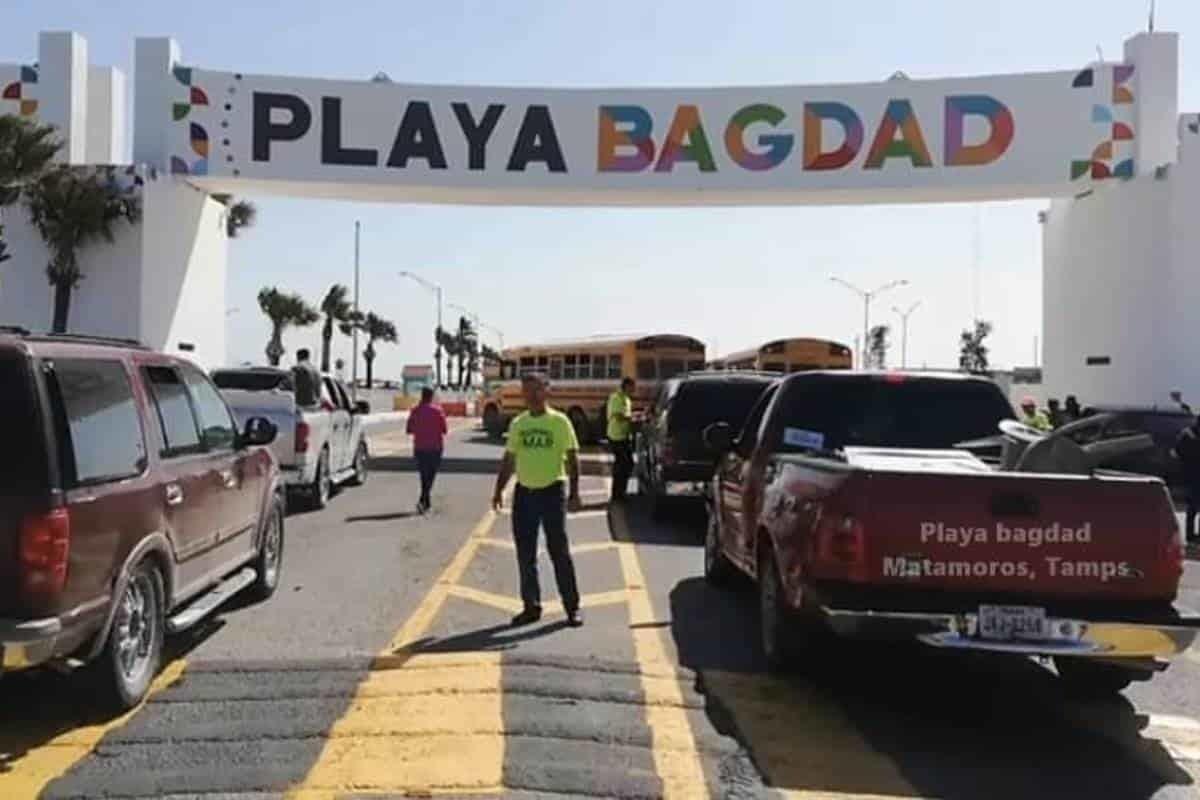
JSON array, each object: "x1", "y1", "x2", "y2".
[
  {"x1": 959, "y1": 319, "x2": 993, "y2": 373},
  {"x1": 319, "y1": 283, "x2": 354, "y2": 372},
  {"x1": 866, "y1": 324, "x2": 890, "y2": 369},
  {"x1": 257, "y1": 286, "x2": 319, "y2": 366},
  {"x1": 0, "y1": 114, "x2": 60, "y2": 267}
]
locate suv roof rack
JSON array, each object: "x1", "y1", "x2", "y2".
[{"x1": 27, "y1": 331, "x2": 150, "y2": 350}]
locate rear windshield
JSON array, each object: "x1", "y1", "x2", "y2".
[
  {"x1": 774, "y1": 377, "x2": 1015, "y2": 452},
  {"x1": 670, "y1": 379, "x2": 772, "y2": 433},
  {"x1": 212, "y1": 370, "x2": 294, "y2": 392},
  {"x1": 0, "y1": 352, "x2": 50, "y2": 491}
]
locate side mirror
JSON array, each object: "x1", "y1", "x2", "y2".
[
  {"x1": 354, "y1": 400, "x2": 371, "y2": 415},
  {"x1": 240, "y1": 416, "x2": 277, "y2": 447},
  {"x1": 703, "y1": 422, "x2": 735, "y2": 454}
]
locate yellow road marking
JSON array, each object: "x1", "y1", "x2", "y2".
[
  {"x1": 477, "y1": 537, "x2": 616, "y2": 554},
  {"x1": 701, "y1": 670, "x2": 918, "y2": 798},
  {"x1": 447, "y1": 584, "x2": 627, "y2": 615},
  {"x1": 0, "y1": 658, "x2": 186, "y2": 798},
  {"x1": 610, "y1": 502, "x2": 709, "y2": 799},
  {"x1": 291, "y1": 509, "x2": 506, "y2": 797}
]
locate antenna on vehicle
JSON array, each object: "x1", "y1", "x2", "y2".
[
  {"x1": 1095, "y1": 45, "x2": 1105, "y2": 64},
  {"x1": 1149, "y1": 0, "x2": 1156, "y2": 32}
]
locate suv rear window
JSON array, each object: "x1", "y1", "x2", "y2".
[
  {"x1": 669, "y1": 379, "x2": 772, "y2": 433},
  {"x1": 774, "y1": 376, "x2": 1015, "y2": 452},
  {"x1": 50, "y1": 359, "x2": 147, "y2": 485},
  {"x1": 0, "y1": 353, "x2": 50, "y2": 490},
  {"x1": 211, "y1": 370, "x2": 294, "y2": 392}
]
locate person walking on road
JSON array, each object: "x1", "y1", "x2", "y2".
[
  {"x1": 607, "y1": 377, "x2": 637, "y2": 501},
  {"x1": 1172, "y1": 415, "x2": 1200, "y2": 542},
  {"x1": 492, "y1": 373, "x2": 584, "y2": 628},
  {"x1": 292, "y1": 348, "x2": 322, "y2": 409},
  {"x1": 407, "y1": 386, "x2": 448, "y2": 514}
]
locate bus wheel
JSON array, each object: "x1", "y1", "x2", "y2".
[
  {"x1": 568, "y1": 407, "x2": 591, "y2": 444},
  {"x1": 483, "y1": 404, "x2": 503, "y2": 439}
]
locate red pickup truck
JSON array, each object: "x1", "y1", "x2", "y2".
[{"x1": 704, "y1": 371, "x2": 1197, "y2": 694}]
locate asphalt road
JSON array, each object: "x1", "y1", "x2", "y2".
[{"x1": 1, "y1": 422, "x2": 1199, "y2": 799}]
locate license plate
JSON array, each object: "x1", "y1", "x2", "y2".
[{"x1": 977, "y1": 605, "x2": 1047, "y2": 641}]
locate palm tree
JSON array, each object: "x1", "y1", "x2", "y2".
[
  {"x1": 958, "y1": 319, "x2": 993, "y2": 373},
  {"x1": 318, "y1": 283, "x2": 353, "y2": 372},
  {"x1": 24, "y1": 166, "x2": 141, "y2": 332},
  {"x1": 211, "y1": 193, "x2": 257, "y2": 238},
  {"x1": 257, "y1": 286, "x2": 319, "y2": 366},
  {"x1": 866, "y1": 324, "x2": 890, "y2": 369},
  {"x1": 454, "y1": 316, "x2": 478, "y2": 389},
  {"x1": 0, "y1": 114, "x2": 60, "y2": 266},
  {"x1": 361, "y1": 312, "x2": 398, "y2": 389}
]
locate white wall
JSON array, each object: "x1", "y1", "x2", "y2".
[
  {"x1": 1042, "y1": 113, "x2": 1200, "y2": 408},
  {"x1": 86, "y1": 67, "x2": 126, "y2": 164},
  {"x1": 0, "y1": 191, "x2": 143, "y2": 340},
  {"x1": 139, "y1": 177, "x2": 228, "y2": 368}
]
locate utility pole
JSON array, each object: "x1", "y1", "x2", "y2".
[
  {"x1": 351, "y1": 221, "x2": 360, "y2": 399},
  {"x1": 399, "y1": 271, "x2": 444, "y2": 388},
  {"x1": 892, "y1": 301, "x2": 922, "y2": 369},
  {"x1": 830, "y1": 276, "x2": 909, "y2": 368}
]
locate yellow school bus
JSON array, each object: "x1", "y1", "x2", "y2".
[
  {"x1": 482, "y1": 333, "x2": 706, "y2": 442},
  {"x1": 709, "y1": 337, "x2": 853, "y2": 373}
]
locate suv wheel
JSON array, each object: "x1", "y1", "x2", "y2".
[
  {"x1": 251, "y1": 495, "x2": 285, "y2": 600},
  {"x1": 310, "y1": 449, "x2": 331, "y2": 510},
  {"x1": 704, "y1": 510, "x2": 735, "y2": 586},
  {"x1": 347, "y1": 441, "x2": 369, "y2": 486},
  {"x1": 91, "y1": 559, "x2": 165, "y2": 711}
]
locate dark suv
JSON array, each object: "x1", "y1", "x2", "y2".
[
  {"x1": 638, "y1": 371, "x2": 776, "y2": 517},
  {"x1": 0, "y1": 330, "x2": 283, "y2": 708}
]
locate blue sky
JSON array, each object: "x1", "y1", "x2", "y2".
[{"x1": 4, "y1": 1, "x2": 1197, "y2": 379}]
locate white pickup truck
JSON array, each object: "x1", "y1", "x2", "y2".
[{"x1": 212, "y1": 367, "x2": 370, "y2": 509}]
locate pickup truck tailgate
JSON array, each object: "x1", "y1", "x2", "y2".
[{"x1": 842, "y1": 449, "x2": 1180, "y2": 601}]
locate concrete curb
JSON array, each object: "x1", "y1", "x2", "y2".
[{"x1": 361, "y1": 411, "x2": 408, "y2": 429}]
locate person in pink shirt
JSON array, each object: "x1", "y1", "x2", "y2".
[{"x1": 406, "y1": 387, "x2": 448, "y2": 513}]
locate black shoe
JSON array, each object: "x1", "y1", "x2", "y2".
[
  {"x1": 511, "y1": 607, "x2": 542, "y2": 627},
  {"x1": 566, "y1": 609, "x2": 583, "y2": 628}
]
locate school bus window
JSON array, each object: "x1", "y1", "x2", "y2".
[
  {"x1": 519, "y1": 356, "x2": 535, "y2": 376},
  {"x1": 578, "y1": 354, "x2": 591, "y2": 376},
  {"x1": 659, "y1": 358, "x2": 685, "y2": 378},
  {"x1": 592, "y1": 356, "x2": 609, "y2": 379},
  {"x1": 536, "y1": 356, "x2": 549, "y2": 371},
  {"x1": 789, "y1": 363, "x2": 819, "y2": 373},
  {"x1": 688, "y1": 359, "x2": 704, "y2": 373},
  {"x1": 637, "y1": 358, "x2": 656, "y2": 380},
  {"x1": 764, "y1": 361, "x2": 786, "y2": 372},
  {"x1": 549, "y1": 356, "x2": 563, "y2": 380},
  {"x1": 608, "y1": 355, "x2": 622, "y2": 379},
  {"x1": 563, "y1": 354, "x2": 577, "y2": 380}
]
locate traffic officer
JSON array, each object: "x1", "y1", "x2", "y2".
[
  {"x1": 492, "y1": 373, "x2": 584, "y2": 627},
  {"x1": 1018, "y1": 396, "x2": 1052, "y2": 432},
  {"x1": 606, "y1": 377, "x2": 636, "y2": 501}
]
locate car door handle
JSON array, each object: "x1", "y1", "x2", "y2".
[
  {"x1": 165, "y1": 483, "x2": 184, "y2": 506},
  {"x1": 220, "y1": 469, "x2": 237, "y2": 489}
]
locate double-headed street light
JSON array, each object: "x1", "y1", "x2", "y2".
[
  {"x1": 399, "y1": 270, "x2": 444, "y2": 387},
  {"x1": 829, "y1": 276, "x2": 909, "y2": 368}
]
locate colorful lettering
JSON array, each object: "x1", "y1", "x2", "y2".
[
  {"x1": 944, "y1": 95, "x2": 1014, "y2": 166},
  {"x1": 803, "y1": 102, "x2": 864, "y2": 171},
  {"x1": 864, "y1": 99, "x2": 932, "y2": 169},
  {"x1": 655, "y1": 105, "x2": 717, "y2": 173},
  {"x1": 598, "y1": 105, "x2": 655, "y2": 172},
  {"x1": 725, "y1": 104, "x2": 793, "y2": 171}
]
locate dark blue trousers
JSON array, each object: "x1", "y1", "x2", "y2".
[
  {"x1": 512, "y1": 482, "x2": 580, "y2": 613},
  {"x1": 414, "y1": 449, "x2": 442, "y2": 506}
]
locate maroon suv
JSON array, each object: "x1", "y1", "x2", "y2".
[{"x1": 0, "y1": 329, "x2": 284, "y2": 708}]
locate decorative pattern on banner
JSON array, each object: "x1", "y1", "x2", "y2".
[
  {"x1": 1069, "y1": 64, "x2": 1135, "y2": 181},
  {"x1": 0, "y1": 64, "x2": 40, "y2": 117},
  {"x1": 168, "y1": 65, "x2": 210, "y2": 175}
]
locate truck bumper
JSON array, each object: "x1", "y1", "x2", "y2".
[
  {"x1": 822, "y1": 606, "x2": 1200, "y2": 659},
  {"x1": 281, "y1": 460, "x2": 316, "y2": 487},
  {"x1": 0, "y1": 616, "x2": 63, "y2": 671}
]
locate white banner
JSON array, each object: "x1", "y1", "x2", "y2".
[{"x1": 161, "y1": 61, "x2": 1137, "y2": 205}]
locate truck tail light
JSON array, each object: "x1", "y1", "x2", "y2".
[
  {"x1": 1161, "y1": 496, "x2": 1184, "y2": 578},
  {"x1": 295, "y1": 420, "x2": 310, "y2": 454},
  {"x1": 817, "y1": 513, "x2": 868, "y2": 581},
  {"x1": 20, "y1": 507, "x2": 71, "y2": 598}
]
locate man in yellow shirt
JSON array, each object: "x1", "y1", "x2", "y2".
[
  {"x1": 606, "y1": 377, "x2": 636, "y2": 501},
  {"x1": 493, "y1": 373, "x2": 584, "y2": 627}
]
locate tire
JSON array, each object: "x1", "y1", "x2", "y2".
[
  {"x1": 250, "y1": 495, "x2": 285, "y2": 601},
  {"x1": 89, "y1": 559, "x2": 165, "y2": 711},
  {"x1": 758, "y1": 541, "x2": 822, "y2": 672},
  {"x1": 347, "y1": 441, "x2": 368, "y2": 487},
  {"x1": 1055, "y1": 657, "x2": 1137, "y2": 697},
  {"x1": 704, "y1": 508, "x2": 736, "y2": 587},
  {"x1": 309, "y1": 449, "x2": 331, "y2": 510},
  {"x1": 483, "y1": 405, "x2": 504, "y2": 439},
  {"x1": 568, "y1": 407, "x2": 591, "y2": 444}
]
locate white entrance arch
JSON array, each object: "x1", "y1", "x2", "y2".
[{"x1": 0, "y1": 29, "x2": 1193, "y2": 405}]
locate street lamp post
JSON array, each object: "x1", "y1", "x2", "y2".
[
  {"x1": 892, "y1": 301, "x2": 922, "y2": 369},
  {"x1": 399, "y1": 271, "x2": 444, "y2": 388},
  {"x1": 829, "y1": 276, "x2": 909, "y2": 368}
]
